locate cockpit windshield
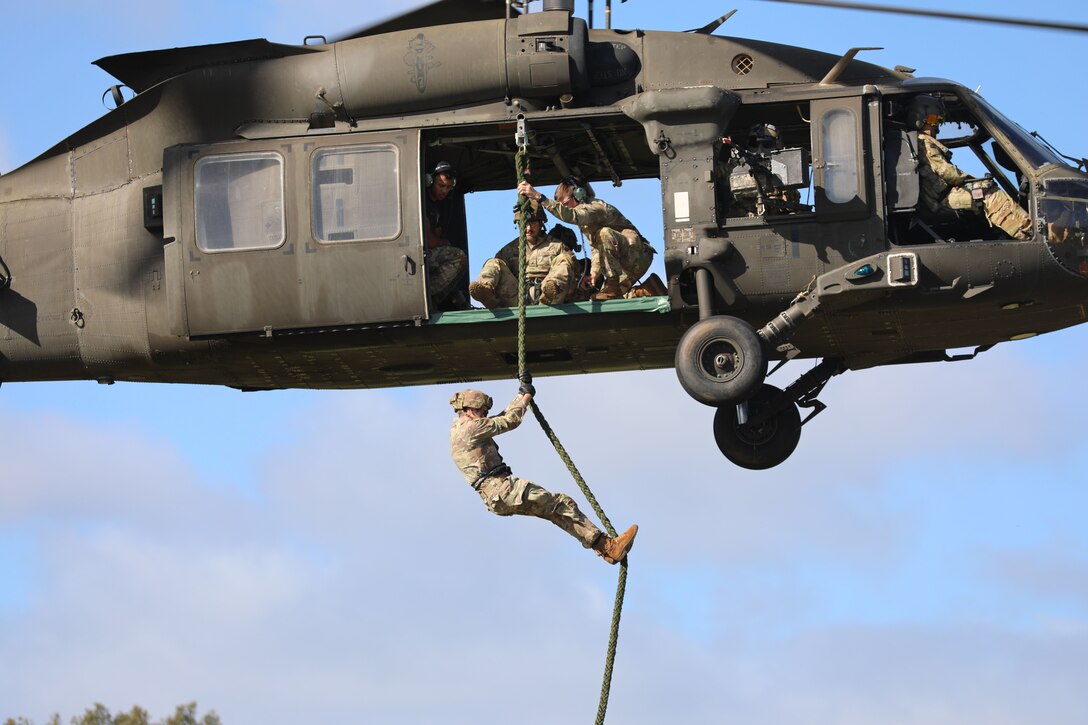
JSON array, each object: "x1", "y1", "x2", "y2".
[
  {"x1": 970, "y1": 94, "x2": 1066, "y2": 170},
  {"x1": 1040, "y1": 181, "x2": 1088, "y2": 279}
]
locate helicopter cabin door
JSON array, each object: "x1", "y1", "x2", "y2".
[{"x1": 165, "y1": 130, "x2": 425, "y2": 337}]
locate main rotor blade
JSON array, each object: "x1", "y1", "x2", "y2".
[
  {"x1": 335, "y1": 0, "x2": 517, "y2": 42},
  {"x1": 688, "y1": 9, "x2": 738, "y2": 34},
  {"x1": 753, "y1": 0, "x2": 1088, "y2": 34}
]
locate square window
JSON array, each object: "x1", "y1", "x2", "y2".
[
  {"x1": 312, "y1": 145, "x2": 401, "y2": 243},
  {"x1": 195, "y1": 152, "x2": 285, "y2": 252}
]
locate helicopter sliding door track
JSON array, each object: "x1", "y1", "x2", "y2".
[{"x1": 426, "y1": 295, "x2": 671, "y2": 325}]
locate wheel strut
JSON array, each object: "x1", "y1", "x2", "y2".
[
  {"x1": 695, "y1": 267, "x2": 714, "y2": 321},
  {"x1": 746, "y1": 358, "x2": 845, "y2": 429}
]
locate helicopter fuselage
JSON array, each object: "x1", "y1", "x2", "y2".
[{"x1": 0, "y1": 8, "x2": 1085, "y2": 402}]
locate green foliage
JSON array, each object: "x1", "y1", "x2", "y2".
[
  {"x1": 4, "y1": 703, "x2": 218, "y2": 725},
  {"x1": 111, "y1": 707, "x2": 149, "y2": 725},
  {"x1": 158, "y1": 704, "x2": 220, "y2": 725}
]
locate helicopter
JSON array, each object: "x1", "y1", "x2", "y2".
[{"x1": 0, "y1": 0, "x2": 1085, "y2": 470}]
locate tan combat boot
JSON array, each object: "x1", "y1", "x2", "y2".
[
  {"x1": 469, "y1": 281, "x2": 499, "y2": 309},
  {"x1": 592, "y1": 279, "x2": 623, "y2": 301},
  {"x1": 641, "y1": 273, "x2": 667, "y2": 296},
  {"x1": 593, "y1": 524, "x2": 639, "y2": 564}
]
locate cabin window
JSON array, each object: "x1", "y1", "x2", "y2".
[
  {"x1": 195, "y1": 152, "x2": 285, "y2": 252},
  {"x1": 312, "y1": 144, "x2": 401, "y2": 243},
  {"x1": 821, "y1": 108, "x2": 859, "y2": 204}
]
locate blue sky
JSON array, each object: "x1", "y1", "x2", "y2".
[{"x1": 2, "y1": 1, "x2": 1088, "y2": 723}]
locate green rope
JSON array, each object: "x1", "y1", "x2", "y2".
[{"x1": 514, "y1": 147, "x2": 628, "y2": 725}]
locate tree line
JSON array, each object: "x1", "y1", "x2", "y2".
[{"x1": 4, "y1": 702, "x2": 220, "y2": 725}]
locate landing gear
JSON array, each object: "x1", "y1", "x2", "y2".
[
  {"x1": 674, "y1": 315, "x2": 767, "y2": 406},
  {"x1": 713, "y1": 383, "x2": 801, "y2": 470},
  {"x1": 711, "y1": 358, "x2": 847, "y2": 469},
  {"x1": 673, "y1": 267, "x2": 842, "y2": 467}
]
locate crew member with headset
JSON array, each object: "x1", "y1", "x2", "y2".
[
  {"x1": 449, "y1": 386, "x2": 639, "y2": 564},
  {"x1": 910, "y1": 95, "x2": 1032, "y2": 240},
  {"x1": 517, "y1": 176, "x2": 655, "y2": 301},
  {"x1": 424, "y1": 161, "x2": 469, "y2": 309}
]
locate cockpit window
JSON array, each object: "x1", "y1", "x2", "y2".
[
  {"x1": 1041, "y1": 180, "x2": 1088, "y2": 278},
  {"x1": 970, "y1": 95, "x2": 1065, "y2": 171}
]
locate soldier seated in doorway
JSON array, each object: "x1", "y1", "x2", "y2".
[
  {"x1": 909, "y1": 94, "x2": 1032, "y2": 241},
  {"x1": 469, "y1": 201, "x2": 580, "y2": 308},
  {"x1": 424, "y1": 161, "x2": 469, "y2": 309},
  {"x1": 517, "y1": 176, "x2": 656, "y2": 301}
]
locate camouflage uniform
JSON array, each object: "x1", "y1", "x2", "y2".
[
  {"x1": 450, "y1": 394, "x2": 603, "y2": 548},
  {"x1": 427, "y1": 245, "x2": 467, "y2": 305},
  {"x1": 475, "y1": 234, "x2": 578, "y2": 307},
  {"x1": 541, "y1": 198, "x2": 655, "y2": 294},
  {"x1": 918, "y1": 132, "x2": 1031, "y2": 240}
]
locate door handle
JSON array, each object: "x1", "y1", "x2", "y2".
[{"x1": 403, "y1": 254, "x2": 417, "y2": 275}]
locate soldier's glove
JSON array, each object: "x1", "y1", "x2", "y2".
[{"x1": 518, "y1": 382, "x2": 536, "y2": 397}]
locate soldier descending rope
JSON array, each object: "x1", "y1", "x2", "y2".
[{"x1": 449, "y1": 388, "x2": 638, "y2": 563}]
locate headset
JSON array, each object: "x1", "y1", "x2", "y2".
[
  {"x1": 561, "y1": 176, "x2": 588, "y2": 203},
  {"x1": 426, "y1": 161, "x2": 457, "y2": 188}
]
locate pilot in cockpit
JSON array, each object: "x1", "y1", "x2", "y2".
[{"x1": 910, "y1": 95, "x2": 1032, "y2": 241}]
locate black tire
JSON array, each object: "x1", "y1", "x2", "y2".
[
  {"x1": 675, "y1": 316, "x2": 767, "y2": 406},
  {"x1": 713, "y1": 383, "x2": 802, "y2": 470}
]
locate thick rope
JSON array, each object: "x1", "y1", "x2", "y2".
[{"x1": 514, "y1": 147, "x2": 627, "y2": 725}]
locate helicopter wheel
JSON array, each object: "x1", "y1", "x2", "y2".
[
  {"x1": 675, "y1": 315, "x2": 767, "y2": 406},
  {"x1": 713, "y1": 383, "x2": 801, "y2": 470}
]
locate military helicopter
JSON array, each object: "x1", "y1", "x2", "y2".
[{"x1": 0, "y1": 0, "x2": 1085, "y2": 470}]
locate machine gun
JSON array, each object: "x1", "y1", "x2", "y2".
[{"x1": 723, "y1": 141, "x2": 811, "y2": 217}]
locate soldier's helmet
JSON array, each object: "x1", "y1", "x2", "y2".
[
  {"x1": 747, "y1": 123, "x2": 782, "y2": 155},
  {"x1": 514, "y1": 200, "x2": 548, "y2": 225},
  {"x1": 450, "y1": 389, "x2": 493, "y2": 413},
  {"x1": 906, "y1": 95, "x2": 946, "y2": 130},
  {"x1": 548, "y1": 224, "x2": 580, "y2": 252}
]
